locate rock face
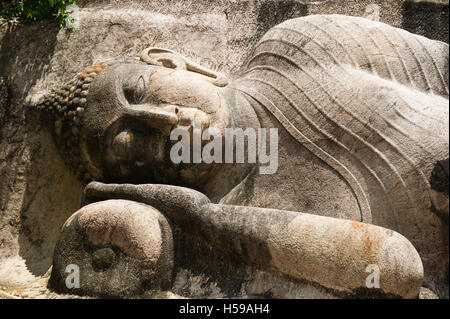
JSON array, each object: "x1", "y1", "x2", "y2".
[{"x1": 0, "y1": 0, "x2": 448, "y2": 299}]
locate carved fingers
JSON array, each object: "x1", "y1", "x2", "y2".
[{"x1": 50, "y1": 200, "x2": 174, "y2": 297}]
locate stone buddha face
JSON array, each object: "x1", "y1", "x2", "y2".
[{"x1": 80, "y1": 59, "x2": 232, "y2": 186}]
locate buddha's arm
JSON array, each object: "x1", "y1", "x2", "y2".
[{"x1": 85, "y1": 181, "x2": 423, "y2": 298}]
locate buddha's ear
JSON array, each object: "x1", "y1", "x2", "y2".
[
  {"x1": 140, "y1": 47, "x2": 228, "y2": 87},
  {"x1": 140, "y1": 47, "x2": 188, "y2": 70}
]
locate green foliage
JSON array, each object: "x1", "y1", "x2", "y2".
[{"x1": 0, "y1": 0, "x2": 77, "y2": 27}]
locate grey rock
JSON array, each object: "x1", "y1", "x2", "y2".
[{"x1": 1, "y1": 0, "x2": 448, "y2": 299}]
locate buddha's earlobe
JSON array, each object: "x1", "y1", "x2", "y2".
[{"x1": 140, "y1": 47, "x2": 229, "y2": 87}]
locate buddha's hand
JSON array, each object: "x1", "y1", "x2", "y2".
[{"x1": 84, "y1": 181, "x2": 211, "y2": 226}]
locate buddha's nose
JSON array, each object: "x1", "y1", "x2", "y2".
[{"x1": 125, "y1": 104, "x2": 179, "y2": 136}]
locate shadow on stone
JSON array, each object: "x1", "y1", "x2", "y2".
[{"x1": 402, "y1": 1, "x2": 449, "y2": 43}]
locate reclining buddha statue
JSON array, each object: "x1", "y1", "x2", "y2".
[{"x1": 34, "y1": 14, "x2": 449, "y2": 298}]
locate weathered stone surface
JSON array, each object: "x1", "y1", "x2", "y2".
[
  {"x1": 0, "y1": 0, "x2": 448, "y2": 299},
  {"x1": 72, "y1": 0, "x2": 449, "y2": 43},
  {"x1": 0, "y1": 1, "x2": 247, "y2": 292},
  {"x1": 0, "y1": 72, "x2": 82, "y2": 289}
]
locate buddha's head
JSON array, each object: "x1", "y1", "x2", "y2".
[{"x1": 35, "y1": 48, "x2": 235, "y2": 187}]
